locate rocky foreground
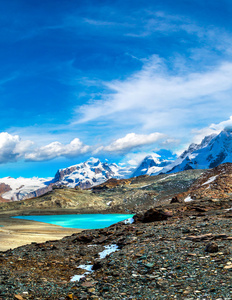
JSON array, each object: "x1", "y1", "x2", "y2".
[
  {"x1": 0, "y1": 197, "x2": 232, "y2": 300},
  {"x1": 1, "y1": 163, "x2": 232, "y2": 299}
]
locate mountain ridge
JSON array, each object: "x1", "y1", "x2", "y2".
[
  {"x1": 134, "y1": 128, "x2": 232, "y2": 177},
  {"x1": 2, "y1": 128, "x2": 232, "y2": 201}
]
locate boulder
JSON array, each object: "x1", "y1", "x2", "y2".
[
  {"x1": 170, "y1": 196, "x2": 180, "y2": 203},
  {"x1": 133, "y1": 208, "x2": 172, "y2": 223}
]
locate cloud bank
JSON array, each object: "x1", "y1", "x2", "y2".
[
  {"x1": 0, "y1": 132, "x2": 33, "y2": 163},
  {"x1": 1, "y1": 117, "x2": 232, "y2": 164},
  {"x1": 0, "y1": 131, "x2": 166, "y2": 163}
]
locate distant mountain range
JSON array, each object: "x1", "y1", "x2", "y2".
[
  {"x1": 134, "y1": 127, "x2": 232, "y2": 176},
  {"x1": 1, "y1": 128, "x2": 232, "y2": 201},
  {"x1": 0, "y1": 158, "x2": 134, "y2": 201}
]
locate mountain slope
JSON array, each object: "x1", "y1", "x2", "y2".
[
  {"x1": 0, "y1": 177, "x2": 53, "y2": 201},
  {"x1": 164, "y1": 128, "x2": 232, "y2": 174},
  {"x1": 134, "y1": 129, "x2": 232, "y2": 177},
  {"x1": 0, "y1": 168, "x2": 203, "y2": 212},
  {"x1": 132, "y1": 154, "x2": 173, "y2": 177}
]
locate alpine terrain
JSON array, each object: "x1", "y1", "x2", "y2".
[
  {"x1": 2, "y1": 128, "x2": 232, "y2": 202},
  {"x1": 134, "y1": 128, "x2": 232, "y2": 176}
]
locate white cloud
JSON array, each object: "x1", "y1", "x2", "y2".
[
  {"x1": 160, "y1": 139, "x2": 180, "y2": 147},
  {"x1": 75, "y1": 58, "x2": 232, "y2": 138},
  {"x1": 0, "y1": 132, "x2": 33, "y2": 163},
  {"x1": 95, "y1": 132, "x2": 165, "y2": 154},
  {"x1": 25, "y1": 138, "x2": 90, "y2": 162}
]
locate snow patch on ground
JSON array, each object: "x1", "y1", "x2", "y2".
[
  {"x1": 98, "y1": 244, "x2": 119, "y2": 259},
  {"x1": 124, "y1": 217, "x2": 134, "y2": 224},
  {"x1": 225, "y1": 207, "x2": 232, "y2": 212},
  {"x1": 71, "y1": 245, "x2": 119, "y2": 282},
  {"x1": 70, "y1": 274, "x2": 85, "y2": 282},
  {"x1": 70, "y1": 264, "x2": 93, "y2": 282},
  {"x1": 139, "y1": 183, "x2": 153, "y2": 189},
  {"x1": 184, "y1": 195, "x2": 194, "y2": 202},
  {"x1": 202, "y1": 175, "x2": 218, "y2": 186},
  {"x1": 157, "y1": 174, "x2": 177, "y2": 182}
]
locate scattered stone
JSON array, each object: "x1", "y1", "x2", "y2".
[
  {"x1": 205, "y1": 242, "x2": 219, "y2": 253},
  {"x1": 186, "y1": 233, "x2": 213, "y2": 241},
  {"x1": 92, "y1": 261, "x2": 103, "y2": 271},
  {"x1": 134, "y1": 208, "x2": 172, "y2": 223},
  {"x1": 171, "y1": 196, "x2": 180, "y2": 203},
  {"x1": 14, "y1": 296, "x2": 24, "y2": 300}
]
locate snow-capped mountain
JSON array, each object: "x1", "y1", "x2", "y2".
[
  {"x1": 0, "y1": 158, "x2": 134, "y2": 201},
  {"x1": 164, "y1": 128, "x2": 232, "y2": 174},
  {"x1": 132, "y1": 154, "x2": 172, "y2": 177},
  {"x1": 54, "y1": 157, "x2": 134, "y2": 189},
  {"x1": 132, "y1": 128, "x2": 232, "y2": 177},
  {"x1": 134, "y1": 128, "x2": 232, "y2": 177}
]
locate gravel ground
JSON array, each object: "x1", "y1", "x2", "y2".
[{"x1": 0, "y1": 199, "x2": 232, "y2": 299}]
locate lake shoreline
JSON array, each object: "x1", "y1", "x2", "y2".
[
  {"x1": 0, "y1": 213, "x2": 82, "y2": 252},
  {"x1": 0, "y1": 210, "x2": 132, "y2": 251}
]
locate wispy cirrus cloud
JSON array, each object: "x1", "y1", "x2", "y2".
[{"x1": 75, "y1": 57, "x2": 232, "y2": 140}]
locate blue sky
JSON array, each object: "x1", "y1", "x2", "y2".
[{"x1": 1, "y1": 0, "x2": 232, "y2": 178}]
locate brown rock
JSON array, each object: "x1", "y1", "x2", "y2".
[
  {"x1": 92, "y1": 261, "x2": 103, "y2": 271},
  {"x1": 72, "y1": 234, "x2": 93, "y2": 243},
  {"x1": 186, "y1": 233, "x2": 213, "y2": 241},
  {"x1": 170, "y1": 196, "x2": 180, "y2": 203},
  {"x1": 134, "y1": 208, "x2": 172, "y2": 223},
  {"x1": 14, "y1": 296, "x2": 24, "y2": 300},
  {"x1": 205, "y1": 242, "x2": 218, "y2": 253}
]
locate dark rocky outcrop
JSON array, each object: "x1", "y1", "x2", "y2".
[
  {"x1": 133, "y1": 208, "x2": 172, "y2": 223},
  {"x1": 170, "y1": 196, "x2": 180, "y2": 203}
]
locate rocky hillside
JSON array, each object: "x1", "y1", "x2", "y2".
[
  {"x1": 1, "y1": 179, "x2": 232, "y2": 299},
  {"x1": 0, "y1": 169, "x2": 203, "y2": 214},
  {"x1": 184, "y1": 162, "x2": 232, "y2": 201}
]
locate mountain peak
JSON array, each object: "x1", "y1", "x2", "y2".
[
  {"x1": 132, "y1": 153, "x2": 173, "y2": 177},
  {"x1": 54, "y1": 158, "x2": 133, "y2": 189},
  {"x1": 86, "y1": 157, "x2": 100, "y2": 166}
]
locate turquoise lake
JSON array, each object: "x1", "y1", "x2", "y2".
[{"x1": 12, "y1": 214, "x2": 134, "y2": 229}]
